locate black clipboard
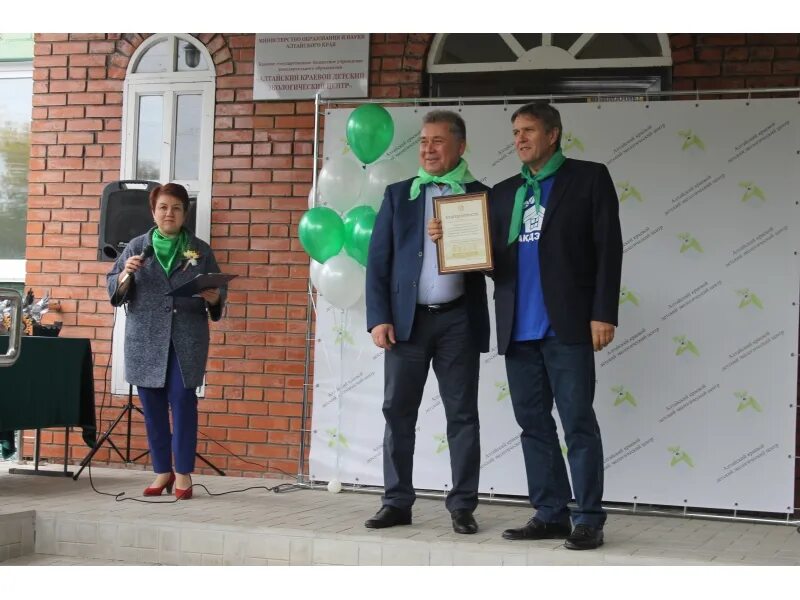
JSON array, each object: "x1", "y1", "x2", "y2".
[{"x1": 166, "y1": 273, "x2": 237, "y2": 297}]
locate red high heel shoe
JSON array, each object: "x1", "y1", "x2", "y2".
[
  {"x1": 174, "y1": 486, "x2": 193, "y2": 500},
  {"x1": 143, "y1": 472, "x2": 175, "y2": 496},
  {"x1": 175, "y1": 475, "x2": 193, "y2": 500}
]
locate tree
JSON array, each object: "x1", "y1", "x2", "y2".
[{"x1": 0, "y1": 123, "x2": 30, "y2": 259}]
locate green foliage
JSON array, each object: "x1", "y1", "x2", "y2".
[{"x1": 0, "y1": 123, "x2": 30, "y2": 259}]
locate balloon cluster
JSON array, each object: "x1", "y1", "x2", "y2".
[{"x1": 300, "y1": 105, "x2": 405, "y2": 310}]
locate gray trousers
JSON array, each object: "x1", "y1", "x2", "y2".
[{"x1": 381, "y1": 303, "x2": 481, "y2": 512}]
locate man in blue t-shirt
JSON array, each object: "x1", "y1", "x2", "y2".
[
  {"x1": 488, "y1": 103, "x2": 623, "y2": 550},
  {"x1": 512, "y1": 177, "x2": 556, "y2": 342}
]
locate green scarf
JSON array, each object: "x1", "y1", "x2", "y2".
[
  {"x1": 507, "y1": 149, "x2": 566, "y2": 245},
  {"x1": 151, "y1": 228, "x2": 186, "y2": 275},
  {"x1": 408, "y1": 158, "x2": 476, "y2": 200}
]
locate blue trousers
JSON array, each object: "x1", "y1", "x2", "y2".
[
  {"x1": 504, "y1": 337, "x2": 606, "y2": 528},
  {"x1": 137, "y1": 343, "x2": 198, "y2": 474}
]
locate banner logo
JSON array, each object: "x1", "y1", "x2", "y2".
[
  {"x1": 333, "y1": 324, "x2": 355, "y2": 345},
  {"x1": 611, "y1": 385, "x2": 638, "y2": 407},
  {"x1": 738, "y1": 181, "x2": 765, "y2": 203},
  {"x1": 673, "y1": 335, "x2": 700, "y2": 357},
  {"x1": 735, "y1": 288, "x2": 763, "y2": 309},
  {"x1": 668, "y1": 445, "x2": 695, "y2": 467},
  {"x1": 619, "y1": 286, "x2": 640, "y2": 307},
  {"x1": 734, "y1": 390, "x2": 763, "y2": 412},
  {"x1": 433, "y1": 434, "x2": 449, "y2": 454},
  {"x1": 495, "y1": 381, "x2": 510, "y2": 402},
  {"x1": 677, "y1": 232, "x2": 703, "y2": 254},
  {"x1": 678, "y1": 129, "x2": 705, "y2": 151},
  {"x1": 562, "y1": 131, "x2": 585, "y2": 153},
  {"x1": 617, "y1": 181, "x2": 643, "y2": 203},
  {"x1": 326, "y1": 428, "x2": 349, "y2": 449}
]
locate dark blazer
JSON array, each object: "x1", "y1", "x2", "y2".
[
  {"x1": 366, "y1": 178, "x2": 491, "y2": 352},
  {"x1": 490, "y1": 158, "x2": 622, "y2": 353},
  {"x1": 106, "y1": 227, "x2": 227, "y2": 388}
]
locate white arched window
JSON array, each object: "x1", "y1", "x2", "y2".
[
  {"x1": 113, "y1": 34, "x2": 215, "y2": 395},
  {"x1": 427, "y1": 34, "x2": 673, "y2": 97},
  {"x1": 121, "y1": 33, "x2": 215, "y2": 241}
]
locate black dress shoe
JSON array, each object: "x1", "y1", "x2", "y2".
[
  {"x1": 564, "y1": 524, "x2": 604, "y2": 550},
  {"x1": 501, "y1": 516, "x2": 572, "y2": 540},
  {"x1": 364, "y1": 505, "x2": 412, "y2": 529},
  {"x1": 451, "y1": 509, "x2": 478, "y2": 534}
]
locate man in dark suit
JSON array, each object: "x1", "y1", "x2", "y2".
[
  {"x1": 490, "y1": 102, "x2": 622, "y2": 550},
  {"x1": 365, "y1": 110, "x2": 490, "y2": 534}
]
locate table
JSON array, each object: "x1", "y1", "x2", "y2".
[{"x1": 0, "y1": 336, "x2": 96, "y2": 475}]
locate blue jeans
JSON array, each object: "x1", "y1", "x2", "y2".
[
  {"x1": 137, "y1": 343, "x2": 198, "y2": 474},
  {"x1": 504, "y1": 337, "x2": 606, "y2": 528}
]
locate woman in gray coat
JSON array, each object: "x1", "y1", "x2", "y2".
[{"x1": 106, "y1": 183, "x2": 227, "y2": 500}]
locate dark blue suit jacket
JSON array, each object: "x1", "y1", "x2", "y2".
[
  {"x1": 489, "y1": 158, "x2": 623, "y2": 353},
  {"x1": 366, "y1": 178, "x2": 491, "y2": 352}
]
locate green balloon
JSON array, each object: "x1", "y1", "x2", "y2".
[
  {"x1": 299, "y1": 207, "x2": 345, "y2": 263},
  {"x1": 343, "y1": 205, "x2": 376, "y2": 266},
  {"x1": 346, "y1": 104, "x2": 395, "y2": 165}
]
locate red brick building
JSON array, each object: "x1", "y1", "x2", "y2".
[{"x1": 11, "y1": 33, "x2": 800, "y2": 505}]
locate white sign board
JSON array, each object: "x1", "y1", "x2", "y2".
[{"x1": 254, "y1": 34, "x2": 369, "y2": 100}]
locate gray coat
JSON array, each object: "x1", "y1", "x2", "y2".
[{"x1": 106, "y1": 227, "x2": 227, "y2": 389}]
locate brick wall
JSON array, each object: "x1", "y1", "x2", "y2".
[{"x1": 670, "y1": 33, "x2": 800, "y2": 90}]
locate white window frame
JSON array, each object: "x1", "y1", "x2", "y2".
[
  {"x1": 112, "y1": 34, "x2": 215, "y2": 395},
  {"x1": 427, "y1": 33, "x2": 673, "y2": 73},
  {"x1": 0, "y1": 61, "x2": 33, "y2": 284}
]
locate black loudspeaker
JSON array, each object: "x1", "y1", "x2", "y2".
[{"x1": 97, "y1": 180, "x2": 197, "y2": 261}]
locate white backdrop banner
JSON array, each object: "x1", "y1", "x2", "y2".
[{"x1": 309, "y1": 99, "x2": 799, "y2": 514}]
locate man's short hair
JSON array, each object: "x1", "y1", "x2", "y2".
[
  {"x1": 422, "y1": 110, "x2": 466, "y2": 141},
  {"x1": 511, "y1": 102, "x2": 563, "y2": 147}
]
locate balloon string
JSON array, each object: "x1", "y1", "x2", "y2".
[
  {"x1": 308, "y1": 283, "x2": 344, "y2": 484},
  {"x1": 334, "y1": 308, "x2": 347, "y2": 481},
  {"x1": 308, "y1": 284, "x2": 337, "y2": 380}
]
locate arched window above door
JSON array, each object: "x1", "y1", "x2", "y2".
[
  {"x1": 429, "y1": 34, "x2": 672, "y2": 72},
  {"x1": 427, "y1": 34, "x2": 673, "y2": 97}
]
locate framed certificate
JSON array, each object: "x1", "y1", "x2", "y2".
[{"x1": 433, "y1": 191, "x2": 493, "y2": 273}]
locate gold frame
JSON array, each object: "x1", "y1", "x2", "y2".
[{"x1": 433, "y1": 191, "x2": 493, "y2": 274}]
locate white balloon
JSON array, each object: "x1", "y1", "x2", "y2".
[
  {"x1": 318, "y1": 254, "x2": 365, "y2": 310},
  {"x1": 318, "y1": 155, "x2": 365, "y2": 214},
  {"x1": 309, "y1": 259, "x2": 324, "y2": 291},
  {"x1": 327, "y1": 479, "x2": 342, "y2": 494},
  {"x1": 348, "y1": 287, "x2": 367, "y2": 316},
  {"x1": 359, "y1": 159, "x2": 412, "y2": 210}
]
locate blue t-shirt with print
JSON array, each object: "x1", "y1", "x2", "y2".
[{"x1": 512, "y1": 176, "x2": 556, "y2": 341}]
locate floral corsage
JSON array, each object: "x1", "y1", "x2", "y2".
[{"x1": 182, "y1": 249, "x2": 201, "y2": 271}]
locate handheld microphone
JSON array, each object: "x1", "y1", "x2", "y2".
[{"x1": 120, "y1": 244, "x2": 154, "y2": 284}]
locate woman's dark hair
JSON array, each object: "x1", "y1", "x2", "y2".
[{"x1": 149, "y1": 183, "x2": 190, "y2": 212}]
